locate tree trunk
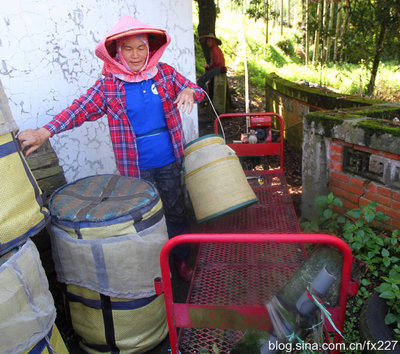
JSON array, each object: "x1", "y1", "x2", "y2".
[
  {"x1": 322, "y1": 0, "x2": 329, "y2": 63},
  {"x1": 280, "y1": 0, "x2": 284, "y2": 35},
  {"x1": 287, "y1": 0, "x2": 291, "y2": 27},
  {"x1": 337, "y1": 1, "x2": 349, "y2": 62},
  {"x1": 305, "y1": 0, "x2": 309, "y2": 65},
  {"x1": 265, "y1": 0, "x2": 269, "y2": 44},
  {"x1": 367, "y1": 23, "x2": 386, "y2": 96},
  {"x1": 196, "y1": 0, "x2": 217, "y2": 64},
  {"x1": 325, "y1": 0, "x2": 335, "y2": 62},
  {"x1": 312, "y1": 1, "x2": 323, "y2": 65},
  {"x1": 333, "y1": 1, "x2": 341, "y2": 63}
]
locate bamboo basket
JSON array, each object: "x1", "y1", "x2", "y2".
[{"x1": 184, "y1": 134, "x2": 257, "y2": 222}]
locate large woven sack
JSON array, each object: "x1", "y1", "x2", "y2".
[
  {"x1": 48, "y1": 174, "x2": 169, "y2": 353},
  {"x1": 0, "y1": 78, "x2": 18, "y2": 136},
  {"x1": 0, "y1": 132, "x2": 49, "y2": 255},
  {"x1": 184, "y1": 134, "x2": 258, "y2": 222},
  {"x1": 0, "y1": 239, "x2": 63, "y2": 354},
  {"x1": 66, "y1": 284, "x2": 167, "y2": 353},
  {"x1": 24, "y1": 324, "x2": 68, "y2": 354}
]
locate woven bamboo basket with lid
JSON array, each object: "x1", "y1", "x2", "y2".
[{"x1": 184, "y1": 134, "x2": 257, "y2": 223}]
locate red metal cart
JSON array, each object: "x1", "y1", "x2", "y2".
[
  {"x1": 154, "y1": 113, "x2": 358, "y2": 353},
  {"x1": 155, "y1": 234, "x2": 357, "y2": 354}
]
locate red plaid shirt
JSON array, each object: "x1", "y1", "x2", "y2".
[{"x1": 44, "y1": 63, "x2": 204, "y2": 177}]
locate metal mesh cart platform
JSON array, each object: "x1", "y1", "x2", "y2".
[
  {"x1": 196, "y1": 169, "x2": 300, "y2": 234},
  {"x1": 156, "y1": 234, "x2": 356, "y2": 354},
  {"x1": 154, "y1": 113, "x2": 357, "y2": 353}
]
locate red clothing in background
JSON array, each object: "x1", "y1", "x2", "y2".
[{"x1": 208, "y1": 45, "x2": 225, "y2": 70}]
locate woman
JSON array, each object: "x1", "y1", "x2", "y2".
[{"x1": 18, "y1": 15, "x2": 205, "y2": 281}]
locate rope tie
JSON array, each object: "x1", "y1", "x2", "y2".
[{"x1": 306, "y1": 284, "x2": 345, "y2": 340}]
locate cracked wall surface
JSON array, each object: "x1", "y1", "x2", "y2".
[{"x1": 0, "y1": 0, "x2": 198, "y2": 182}]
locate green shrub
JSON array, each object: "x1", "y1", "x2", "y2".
[
  {"x1": 301, "y1": 194, "x2": 400, "y2": 341},
  {"x1": 265, "y1": 45, "x2": 287, "y2": 68},
  {"x1": 276, "y1": 38, "x2": 295, "y2": 56}
]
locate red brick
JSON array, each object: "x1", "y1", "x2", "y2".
[
  {"x1": 366, "y1": 182, "x2": 378, "y2": 193},
  {"x1": 343, "y1": 183, "x2": 364, "y2": 196},
  {"x1": 391, "y1": 219, "x2": 400, "y2": 230},
  {"x1": 378, "y1": 195, "x2": 392, "y2": 207},
  {"x1": 330, "y1": 144, "x2": 343, "y2": 154},
  {"x1": 330, "y1": 153, "x2": 342, "y2": 162},
  {"x1": 330, "y1": 179, "x2": 344, "y2": 189},
  {"x1": 342, "y1": 199, "x2": 359, "y2": 211},
  {"x1": 393, "y1": 191, "x2": 400, "y2": 202},
  {"x1": 364, "y1": 191, "x2": 379, "y2": 203},
  {"x1": 330, "y1": 179, "x2": 364, "y2": 196},
  {"x1": 330, "y1": 171, "x2": 349, "y2": 183},
  {"x1": 392, "y1": 200, "x2": 400, "y2": 210},
  {"x1": 377, "y1": 186, "x2": 392, "y2": 198},
  {"x1": 388, "y1": 210, "x2": 400, "y2": 221},
  {"x1": 354, "y1": 145, "x2": 376, "y2": 154},
  {"x1": 381, "y1": 151, "x2": 400, "y2": 161},
  {"x1": 349, "y1": 176, "x2": 365, "y2": 187},
  {"x1": 329, "y1": 186, "x2": 345, "y2": 199},
  {"x1": 330, "y1": 186, "x2": 360, "y2": 204},
  {"x1": 330, "y1": 162, "x2": 343, "y2": 171},
  {"x1": 359, "y1": 197, "x2": 373, "y2": 207},
  {"x1": 364, "y1": 191, "x2": 392, "y2": 208},
  {"x1": 332, "y1": 139, "x2": 351, "y2": 148},
  {"x1": 377, "y1": 205, "x2": 400, "y2": 220},
  {"x1": 333, "y1": 206, "x2": 346, "y2": 215}
]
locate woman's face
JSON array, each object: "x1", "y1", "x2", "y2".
[{"x1": 120, "y1": 37, "x2": 148, "y2": 72}]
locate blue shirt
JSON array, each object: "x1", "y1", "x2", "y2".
[{"x1": 124, "y1": 79, "x2": 175, "y2": 169}]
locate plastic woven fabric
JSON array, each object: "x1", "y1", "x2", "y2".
[
  {"x1": 0, "y1": 133, "x2": 49, "y2": 255},
  {"x1": 0, "y1": 79, "x2": 18, "y2": 136},
  {"x1": 49, "y1": 218, "x2": 168, "y2": 299},
  {"x1": 0, "y1": 240, "x2": 56, "y2": 354},
  {"x1": 67, "y1": 284, "x2": 168, "y2": 353},
  {"x1": 48, "y1": 174, "x2": 161, "y2": 238}
]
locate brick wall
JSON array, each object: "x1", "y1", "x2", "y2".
[
  {"x1": 328, "y1": 139, "x2": 400, "y2": 230},
  {"x1": 265, "y1": 71, "x2": 400, "y2": 228}
]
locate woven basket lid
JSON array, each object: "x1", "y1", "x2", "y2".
[
  {"x1": 0, "y1": 80, "x2": 19, "y2": 136},
  {"x1": 48, "y1": 174, "x2": 160, "y2": 228}
]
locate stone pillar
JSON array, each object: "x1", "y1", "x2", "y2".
[{"x1": 301, "y1": 118, "x2": 330, "y2": 220}]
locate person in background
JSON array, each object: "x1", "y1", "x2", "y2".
[
  {"x1": 17, "y1": 15, "x2": 204, "y2": 282},
  {"x1": 197, "y1": 33, "x2": 226, "y2": 92}
]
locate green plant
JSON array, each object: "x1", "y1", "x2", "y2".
[
  {"x1": 375, "y1": 266, "x2": 400, "y2": 336},
  {"x1": 342, "y1": 203, "x2": 394, "y2": 278},
  {"x1": 301, "y1": 194, "x2": 400, "y2": 342},
  {"x1": 300, "y1": 192, "x2": 345, "y2": 234},
  {"x1": 265, "y1": 45, "x2": 287, "y2": 68},
  {"x1": 276, "y1": 39, "x2": 295, "y2": 56}
]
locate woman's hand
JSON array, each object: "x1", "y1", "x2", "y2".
[
  {"x1": 174, "y1": 87, "x2": 195, "y2": 114},
  {"x1": 17, "y1": 127, "x2": 52, "y2": 156}
]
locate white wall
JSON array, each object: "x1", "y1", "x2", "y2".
[{"x1": 0, "y1": 0, "x2": 198, "y2": 182}]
